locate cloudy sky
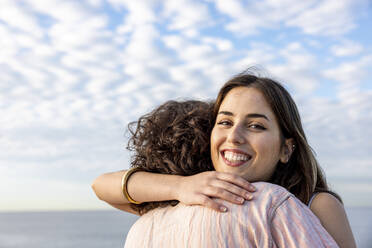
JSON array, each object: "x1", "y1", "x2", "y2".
[{"x1": 1, "y1": 0, "x2": 371, "y2": 211}]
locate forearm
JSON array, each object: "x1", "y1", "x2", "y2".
[
  {"x1": 91, "y1": 170, "x2": 181, "y2": 205},
  {"x1": 127, "y1": 171, "x2": 182, "y2": 203}
]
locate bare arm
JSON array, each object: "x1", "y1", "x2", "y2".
[
  {"x1": 310, "y1": 193, "x2": 356, "y2": 248},
  {"x1": 91, "y1": 170, "x2": 135, "y2": 214},
  {"x1": 91, "y1": 170, "x2": 182, "y2": 215},
  {"x1": 91, "y1": 170, "x2": 256, "y2": 214}
]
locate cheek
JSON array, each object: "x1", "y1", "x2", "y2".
[
  {"x1": 253, "y1": 135, "x2": 282, "y2": 181},
  {"x1": 255, "y1": 135, "x2": 282, "y2": 159},
  {"x1": 210, "y1": 127, "x2": 220, "y2": 149},
  {"x1": 210, "y1": 128, "x2": 218, "y2": 156},
  {"x1": 210, "y1": 127, "x2": 224, "y2": 170}
]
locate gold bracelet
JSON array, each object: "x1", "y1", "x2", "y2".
[{"x1": 122, "y1": 167, "x2": 144, "y2": 204}]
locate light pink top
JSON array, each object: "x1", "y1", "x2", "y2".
[{"x1": 124, "y1": 182, "x2": 338, "y2": 248}]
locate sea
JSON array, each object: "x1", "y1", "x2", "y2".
[{"x1": 0, "y1": 207, "x2": 370, "y2": 248}]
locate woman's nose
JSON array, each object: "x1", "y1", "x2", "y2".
[{"x1": 227, "y1": 125, "x2": 245, "y2": 145}]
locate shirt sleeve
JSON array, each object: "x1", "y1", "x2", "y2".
[{"x1": 270, "y1": 195, "x2": 339, "y2": 248}]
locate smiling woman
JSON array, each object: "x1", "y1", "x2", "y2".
[
  {"x1": 211, "y1": 74, "x2": 330, "y2": 204},
  {"x1": 211, "y1": 87, "x2": 290, "y2": 182},
  {"x1": 92, "y1": 71, "x2": 356, "y2": 247}
]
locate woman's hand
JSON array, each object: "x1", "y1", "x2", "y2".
[{"x1": 175, "y1": 171, "x2": 256, "y2": 212}]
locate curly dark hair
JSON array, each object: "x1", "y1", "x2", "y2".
[{"x1": 127, "y1": 100, "x2": 214, "y2": 214}]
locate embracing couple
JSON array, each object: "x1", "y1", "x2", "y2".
[{"x1": 92, "y1": 71, "x2": 355, "y2": 247}]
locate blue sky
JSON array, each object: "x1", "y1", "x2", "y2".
[{"x1": 1, "y1": 0, "x2": 371, "y2": 211}]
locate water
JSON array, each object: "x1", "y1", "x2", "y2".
[
  {"x1": 0, "y1": 208, "x2": 370, "y2": 248},
  {"x1": 346, "y1": 207, "x2": 372, "y2": 248},
  {"x1": 0, "y1": 210, "x2": 138, "y2": 248}
]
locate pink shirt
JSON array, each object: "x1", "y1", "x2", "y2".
[{"x1": 124, "y1": 182, "x2": 338, "y2": 248}]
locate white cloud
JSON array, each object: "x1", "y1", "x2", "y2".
[
  {"x1": 215, "y1": 0, "x2": 265, "y2": 35},
  {"x1": 49, "y1": 16, "x2": 109, "y2": 50},
  {"x1": 161, "y1": 34, "x2": 235, "y2": 95},
  {"x1": 232, "y1": 42, "x2": 319, "y2": 95},
  {"x1": 322, "y1": 55, "x2": 372, "y2": 86},
  {"x1": 114, "y1": 0, "x2": 157, "y2": 33},
  {"x1": 268, "y1": 43, "x2": 319, "y2": 95},
  {"x1": 285, "y1": 0, "x2": 357, "y2": 36},
  {"x1": 123, "y1": 24, "x2": 160, "y2": 60},
  {"x1": 325, "y1": 158, "x2": 372, "y2": 179},
  {"x1": 214, "y1": 0, "x2": 365, "y2": 36},
  {"x1": 202, "y1": 37, "x2": 233, "y2": 51},
  {"x1": 301, "y1": 89, "x2": 372, "y2": 182},
  {"x1": 330, "y1": 40, "x2": 364, "y2": 57},
  {"x1": 162, "y1": 0, "x2": 211, "y2": 31},
  {"x1": 0, "y1": 1, "x2": 44, "y2": 38},
  {"x1": 232, "y1": 43, "x2": 277, "y2": 69},
  {"x1": 27, "y1": 0, "x2": 90, "y2": 23},
  {"x1": 85, "y1": 0, "x2": 103, "y2": 8}
]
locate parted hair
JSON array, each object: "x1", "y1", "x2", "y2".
[
  {"x1": 127, "y1": 100, "x2": 215, "y2": 214},
  {"x1": 214, "y1": 71, "x2": 341, "y2": 205}
]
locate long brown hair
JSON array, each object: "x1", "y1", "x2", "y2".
[
  {"x1": 214, "y1": 71, "x2": 341, "y2": 204},
  {"x1": 127, "y1": 100, "x2": 214, "y2": 214}
]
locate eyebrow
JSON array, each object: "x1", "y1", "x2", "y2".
[{"x1": 218, "y1": 111, "x2": 269, "y2": 121}]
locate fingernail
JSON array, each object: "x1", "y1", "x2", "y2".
[
  {"x1": 236, "y1": 197, "x2": 244, "y2": 203},
  {"x1": 250, "y1": 185, "x2": 256, "y2": 191},
  {"x1": 220, "y1": 206, "x2": 227, "y2": 212},
  {"x1": 245, "y1": 193, "x2": 253, "y2": 200}
]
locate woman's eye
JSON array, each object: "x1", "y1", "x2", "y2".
[
  {"x1": 248, "y1": 124, "x2": 266, "y2": 130},
  {"x1": 217, "y1": 120, "x2": 232, "y2": 126}
]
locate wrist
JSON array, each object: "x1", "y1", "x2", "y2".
[
  {"x1": 123, "y1": 168, "x2": 146, "y2": 204},
  {"x1": 172, "y1": 175, "x2": 185, "y2": 201}
]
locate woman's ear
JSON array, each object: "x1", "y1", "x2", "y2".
[{"x1": 280, "y1": 138, "x2": 295, "y2": 163}]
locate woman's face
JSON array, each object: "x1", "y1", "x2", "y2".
[{"x1": 211, "y1": 86, "x2": 288, "y2": 182}]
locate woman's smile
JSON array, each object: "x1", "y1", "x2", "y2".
[{"x1": 221, "y1": 149, "x2": 251, "y2": 167}]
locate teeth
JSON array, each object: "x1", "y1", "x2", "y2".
[{"x1": 224, "y1": 151, "x2": 249, "y2": 162}]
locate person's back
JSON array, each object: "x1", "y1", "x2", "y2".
[{"x1": 124, "y1": 182, "x2": 338, "y2": 248}]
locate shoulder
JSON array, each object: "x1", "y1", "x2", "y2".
[
  {"x1": 309, "y1": 192, "x2": 347, "y2": 227},
  {"x1": 310, "y1": 192, "x2": 356, "y2": 248},
  {"x1": 310, "y1": 192, "x2": 343, "y2": 215}
]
